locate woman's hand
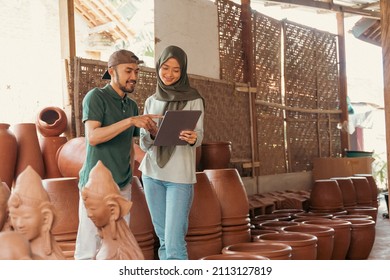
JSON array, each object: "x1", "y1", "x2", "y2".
[{"x1": 179, "y1": 130, "x2": 197, "y2": 145}]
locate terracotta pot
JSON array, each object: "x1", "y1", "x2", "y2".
[
  {"x1": 39, "y1": 136, "x2": 68, "y2": 179},
  {"x1": 294, "y1": 212, "x2": 333, "y2": 219},
  {"x1": 201, "y1": 141, "x2": 232, "y2": 170},
  {"x1": 200, "y1": 254, "x2": 269, "y2": 260},
  {"x1": 346, "y1": 219, "x2": 376, "y2": 260},
  {"x1": 187, "y1": 172, "x2": 222, "y2": 236},
  {"x1": 331, "y1": 177, "x2": 357, "y2": 207},
  {"x1": 303, "y1": 218, "x2": 352, "y2": 260},
  {"x1": 333, "y1": 214, "x2": 373, "y2": 220},
  {"x1": 344, "y1": 206, "x2": 378, "y2": 222},
  {"x1": 204, "y1": 168, "x2": 249, "y2": 226},
  {"x1": 251, "y1": 213, "x2": 292, "y2": 224},
  {"x1": 222, "y1": 242, "x2": 292, "y2": 260},
  {"x1": 272, "y1": 209, "x2": 305, "y2": 216},
  {"x1": 282, "y1": 224, "x2": 335, "y2": 260},
  {"x1": 0, "y1": 123, "x2": 17, "y2": 188},
  {"x1": 221, "y1": 224, "x2": 251, "y2": 247},
  {"x1": 254, "y1": 232, "x2": 318, "y2": 260},
  {"x1": 36, "y1": 106, "x2": 68, "y2": 137},
  {"x1": 56, "y1": 137, "x2": 86, "y2": 178},
  {"x1": 349, "y1": 177, "x2": 372, "y2": 207},
  {"x1": 42, "y1": 177, "x2": 79, "y2": 242},
  {"x1": 259, "y1": 221, "x2": 300, "y2": 232},
  {"x1": 251, "y1": 229, "x2": 279, "y2": 241},
  {"x1": 309, "y1": 179, "x2": 344, "y2": 212},
  {"x1": 186, "y1": 231, "x2": 223, "y2": 260},
  {"x1": 13, "y1": 123, "x2": 45, "y2": 179},
  {"x1": 129, "y1": 176, "x2": 156, "y2": 260},
  {"x1": 354, "y1": 174, "x2": 378, "y2": 208}
]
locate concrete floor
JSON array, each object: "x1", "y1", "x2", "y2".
[{"x1": 367, "y1": 194, "x2": 390, "y2": 260}]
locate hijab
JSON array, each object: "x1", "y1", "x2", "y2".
[{"x1": 154, "y1": 45, "x2": 204, "y2": 168}]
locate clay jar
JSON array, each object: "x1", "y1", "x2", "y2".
[
  {"x1": 345, "y1": 219, "x2": 376, "y2": 260},
  {"x1": 331, "y1": 177, "x2": 357, "y2": 207},
  {"x1": 13, "y1": 123, "x2": 45, "y2": 179},
  {"x1": 349, "y1": 177, "x2": 372, "y2": 207},
  {"x1": 39, "y1": 136, "x2": 68, "y2": 178},
  {"x1": 303, "y1": 218, "x2": 352, "y2": 260},
  {"x1": 200, "y1": 254, "x2": 269, "y2": 260},
  {"x1": 254, "y1": 232, "x2": 318, "y2": 260},
  {"x1": 56, "y1": 137, "x2": 86, "y2": 178},
  {"x1": 354, "y1": 174, "x2": 378, "y2": 208},
  {"x1": 201, "y1": 141, "x2": 232, "y2": 170},
  {"x1": 0, "y1": 123, "x2": 17, "y2": 188},
  {"x1": 36, "y1": 106, "x2": 68, "y2": 137},
  {"x1": 222, "y1": 242, "x2": 292, "y2": 260},
  {"x1": 282, "y1": 224, "x2": 335, "y2": 260},
  {"x1": 309, "y1": 179, "x2": 344, "y2": 212}
]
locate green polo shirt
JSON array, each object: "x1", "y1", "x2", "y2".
[{"x1": 78, "y1": 84, "x2": 140, "y2": 189}]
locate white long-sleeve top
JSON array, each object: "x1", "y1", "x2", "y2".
[{"x1": 139, "y1": 95, "x2": 204, "y2": 184}]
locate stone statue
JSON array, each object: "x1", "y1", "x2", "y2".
[
  {"x1": 0, "y1": 231, "x2": 33, "y2": 260},
  {"x1": 0, "y1": 181, "x2": 11, "y2": 231},
  {"x1": 81, "y1": 161, "x2": 144, "y2": 260},
  {"x1": 8, "y1": 166, "x2": 66, "y2": 260}
]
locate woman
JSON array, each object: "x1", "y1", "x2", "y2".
[{"x1": 139, "y1": 45, "x2": 204, "y2": 260}]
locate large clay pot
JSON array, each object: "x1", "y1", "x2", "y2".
[
  {"x1": 283, "y1": 224, "x2": 335, "y2": 260},
  {"x1": 221, "y1": 224, "x2": 251, "y2": 247},
  {"x1": 39, "y1": 136, "x2": 68, "y2": 179},
  {"x1": 186, "y1": 231, "x2": 223, "y2": 260},
  {"x1": 331, "y1": 177, "x2": 357, "y2": 207},
  {"x1": 56, "y1": 137, "x2": 86, "y2": 178},
  {"x1": 222, "y1": 242, "x2": 292, "y2": 260},
  {"x1": 0, "y1": 123, "x2": 17, "y2": 188},
  {"x1": 345, "y1": 206, "x2": 378, "y2": 222},
  {"x1": 303, "y1": 218, "x2": 352, "y2": 260},
  {"x1": 203, "y1": 168, "x2": 249, "y2": 226},
  {"x1": 200, "y1": 254, "x2": 269, "y2": 260},
  {"x1": 36, "y1": 106, "x2": 68, "y2": 137},
  {"x1": 309, "y1": 179, "x2": 344, "y2": 212},
  {"x1": 13, "y1": 123, "x2": 45, "y2": 179},
  {"x1": 200, "y1": 141, "x2": 232, "y2": 170},
  {"x1": 42, "y1": 177, "x2": 79, "y2": 242},
  {"x1": 345, "y1": 219, "x2": 376, "y2": 260},
  {"x1": 254, "y1": 232, "x2": 318, "y2": 260},
  {"x1": 129, "y1": 176, "x2": 156, "y2": 260},
  {"x1": 349, "y1": 177, "x2": 372, "y2": 207},
  {"x1": 354, "y1": 174, "x2": 378, "y2": 208}
]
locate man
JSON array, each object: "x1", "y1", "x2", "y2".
[{"x1": 74, "y1": 50, "x2": 160, "y2": 260}]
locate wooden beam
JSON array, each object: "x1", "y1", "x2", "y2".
[
  {"x1": 380, "y1": 0, "x2": 390, "y2": 200},
  {"x1": 337, "y1": 12, "x2": 349, "y2": 156},
  {"x1": 260, "y1": 0, "x2": 380, "y2": 18},
  {"x1": 59, "y1": 0, "x2": 76, "y2": 59}
]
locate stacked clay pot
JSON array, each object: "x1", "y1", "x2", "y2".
[
  {"x1": 309, "y1": 179, "x2": 344, "y2": 213},
  {"x1": 200, "y1": 141, "x2": 232, "y2": 170},
  {"x1": 254, "y1": 232, "x2": 318, "y2": 260},
  {"x1": 42, "y1": 177, "x2": 79, "y2": 259},
  {"x1": 222, "y1": 242, "x2": 292, "y2": 260},
  {"x1": 129, "y1": 176, "x2": 156, "y2": 260},
  {"x1": 349, "y1": 176, "x2": 372, "y2": 207},
  {"x1": 186, "y1": 172, "x2": 223, "y2": 260},
  {"x1": 0, "y1": 123, "x2": 17, "y2": 188},
  {"x1": 204, "y1": 168, "x2": 251, "y2": 247},
  {"x1": 303, "y1": 218, "x2": 352, "y2": 260},
  {"x1": 331, "y1": 177, "x2": 357, "y2": 207},
  {"x1": 282, "y1": 224, "x2": 335, "y2": 260},
  {"x1": 354, "y1": 174, "x2": 378, "y2": 208}
]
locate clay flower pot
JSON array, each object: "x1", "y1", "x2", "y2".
[
  {"x1": 345, "y1": 206, "x2": 378, "y2": 222},
  {"x1": 254, "y1": 232, "x2": 318, "y2": 260},
  {"x1": 201, "y1": 141, "x2": 232, "y2": 170},
  {"x1": 259, "y1": 220, "x2": 300, "y2": 232},
  {"x1": 349, "y1": 177, "x2": 372, "y2": 207},
  {"x1": 186, "y1": 231, "x2": 223, "y2": 260},
  {"x1": 222, "y1": 242, "x2": 292, "y2": 260},
  {"x1": 36, "y1": 106, "x2": 68, "y2": 137},
  {"x1": 309, "y1": 179, "x2": 344, "y2": 212},
  {"x1": 346, "y1": 219, "x2": 376, "y2": 260},
  {"x1": 331, "y1": 177, "x2": 357, "y2": 207},
  {"x1": 354, "y1": 174, "x2": 378, "y2": 208}
]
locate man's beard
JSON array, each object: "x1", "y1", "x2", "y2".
[{"x1": 114, "y1": 68, "x2": 136, "y2": 93}]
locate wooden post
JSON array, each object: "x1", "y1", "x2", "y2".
[
  {"x1": 381, "y1": 0, "x2": 390, "y2": 197},
  {"x1": 336, "y1": 12, "x2": 350, "y2": 156},
  {"x1": 240, "y1": 0, "x2": 260, "y2": 176}
]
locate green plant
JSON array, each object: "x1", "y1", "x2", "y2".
[{"x1": 372, "y1": 153, "x2": 388, "y2": 192}]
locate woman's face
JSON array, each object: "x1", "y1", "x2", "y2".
[
  {"x1": 84, "y1": 197, "x2": 111, "y2": 228},
  {"x1": 159, "y1": 57, "x2": 181, "y2": 86},
  {"x1": 9, "y1": 205, "x2": 43, "y2": 241}
]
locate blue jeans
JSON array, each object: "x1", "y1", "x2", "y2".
[{"x1": 142, "y1": 175, "x2": 194, "y2": 260}]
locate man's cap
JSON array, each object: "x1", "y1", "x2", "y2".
[{"x1": 102, "y1": 49, "x2": 144, "y2": 80}]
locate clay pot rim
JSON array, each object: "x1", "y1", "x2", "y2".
[
  {"x1": 200, "y1": 254, "x2": 269, "y2": 260},
  {"x1": 346, "y1": 219, "x2": 376, "y2": 227},
  {"x1": 255, "y1": 232, "x2": 318, "y2": 245},
  {"x1": 303, "y1": 219, "x2": 352, "y2": 227},
  {"x1": 222, "y1": 242, "x2": 292, "y2": 255},
  {"x1": 282, "y1": 224, "x2": 335, "y2": 235}
]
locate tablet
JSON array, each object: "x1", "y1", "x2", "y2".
[{"x1": 153, "y1": 110, "x2": 202, "y2": 146}]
